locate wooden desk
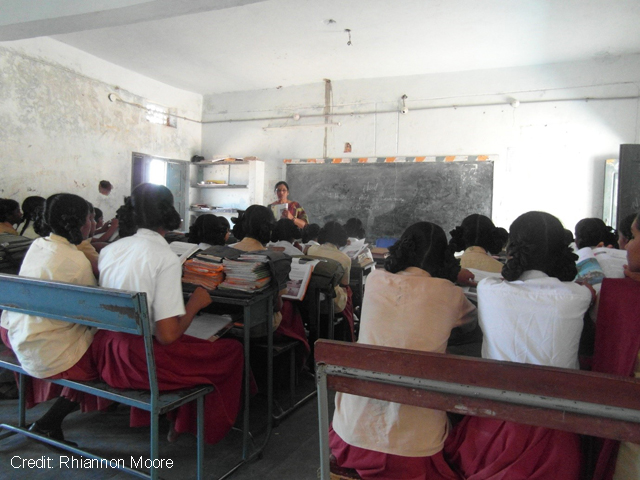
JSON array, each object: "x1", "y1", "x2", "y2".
[
  {"x1": 188, "y1": 287, "x2": 275, "y2": 478},
  {"x1": 349, "y1": 263, "x2": 373, "y2": 314},
  {"x1": 315, "y1": 340, "x2": 640, "y2": 480}
]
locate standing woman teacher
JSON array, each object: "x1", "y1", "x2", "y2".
[{"x1": 270, "y1": 181, "x2": 308, "y2": 228}]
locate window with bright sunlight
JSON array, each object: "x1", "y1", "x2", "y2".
[{"x1": 148, "y1": 159, "x2": 167, "y2": 186}]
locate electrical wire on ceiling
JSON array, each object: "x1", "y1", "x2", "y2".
[
  {"x1": 107, "y1": 92, "x2": 202, "y2": 124},
  {"x1": 108, "y1": 89, "x2": 640, "y2": 126}
]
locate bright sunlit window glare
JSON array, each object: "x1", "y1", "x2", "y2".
[
  {"x1": 145, "y1": 103, "x2": 176, "y2": 127},
  {"x1": 148, "y1": 159, "x2": 167, "y2": 186}
]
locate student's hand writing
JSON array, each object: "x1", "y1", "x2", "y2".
[
  {"x1": 457, "y1": 268, "x2": 477, "y2": 287},
  {"x1": 190, "y1": 286, "x2": 213, "y2": 311}
]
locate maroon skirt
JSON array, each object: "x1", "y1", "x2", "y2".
[
  {"x1": 329, "y1": 424, "x2": 461, "y2": 480},
  {"x1": 444, "y1": 416, "x2": 581, "y2": 480},
  {"x1": 91, "y1": 330, "x2": 243, "y2": 444},
  {"x1": 1, "y1": 326, "x2": 110, "y2": 412}
]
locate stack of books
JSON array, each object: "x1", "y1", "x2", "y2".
[
  {"x1": 341, "y1": 238, "x2": 375, "y2": 268},
  {"x1": 218, "y1": 254, "x2": 272, "y2": 293},
  {"x1": 182, "y1": 255, "x2": 225, "y2": 291},
  {"x1": 370, "y1": 247, "x2": 389, "y2": 266}
]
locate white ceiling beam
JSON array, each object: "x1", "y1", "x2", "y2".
[{"x1": 0, "y1": 0, "x2": 268, "y2": 41}]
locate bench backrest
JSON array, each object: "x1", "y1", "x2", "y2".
[
  {"x1": 0, "y1": 273, "x2": 149, "y2": 335},
  {"x1": 0, "y1": 273, "x2": 158, "y2": 395},
  {"x1": 315, "y1": 339, "x2": 640, "y2": 443}
]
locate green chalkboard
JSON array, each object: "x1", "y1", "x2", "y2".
[
  {"x1": 286, "y1": 161, "x2": 493, "y2": 241},
  {"x1": 617, "y1": 144, "x2": 640, "y2": 226}
]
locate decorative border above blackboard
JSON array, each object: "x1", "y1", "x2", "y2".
[{"x1": 283, "y1": 155, "x2": 496, "y2": 164}]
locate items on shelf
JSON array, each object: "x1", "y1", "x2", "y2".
[{"x1": 193, "y1": 156, "x2": 260, "y2": 165}]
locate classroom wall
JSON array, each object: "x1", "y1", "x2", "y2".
[
  {"x1": 201, "y1": 54, "x2": 640, "y2": 232},
  {"x1": 0, "y1": 38, "x2": 202, "y2": 220}
]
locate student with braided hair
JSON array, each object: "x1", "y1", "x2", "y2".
[
  {"x1": 330, "y1": 222, "x2": 476, "y2": 480},
  {"x1": 95, "y1": 183, "x2": 244, "y2": 444},
  {"x1": 1, "y1": 193, "x2": 106, "y2": 445},
  {"x1": 575, "y1": 217, "x2": 619, "y2": 250},
  {"x1": 18, "y1": 196, "x2": 45, "y2": 238},
  {"x1": 188, "y1": 213, "x2": 230, "y2": 248},
  {"x1": 449, "y1": 214, "x2": 507, "y2": 274},
  {"x1": 575, "y1": 217, "x2": 626, "y2": 280},
  {"x1": 446, "y1": 211, "x2": 593, "y2": 480},
  {"x1": 230, "y1": 204, "x2": 275, "y2": 251},
  {"x1": 269, "y1": 218, "x2": 303, "y2": 256}
]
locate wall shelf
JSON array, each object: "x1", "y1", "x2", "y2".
[
  {"x1": 188, "y1": 159, "x2": 264, "y2": 227},
  {"x1": 193, "y1": 184, "x2": 248, "y2": 189},
  {"x1": 193, "y1": 160, "x2": 249, "y2": 166}
]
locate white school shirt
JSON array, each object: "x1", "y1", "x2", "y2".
[
  {"x1": 592, "y1": 247, "x2": 626, "y2": 279},
  {"x1": 478, "y1": 270, "x2": 592, "y2": 369},
  {"x1": 0, "y1": 235, "x2": 97, "y2": 378},
  {"x1": 98, "y1": 229, "x2": 186, "y2": 328}
]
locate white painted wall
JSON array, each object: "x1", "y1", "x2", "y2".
[
  {"x1": 201, "y1": 55, "x2": 640, "y2": 233},
  {"x1": 0, "y1": 37, "x2": 202, "y2": 220}
]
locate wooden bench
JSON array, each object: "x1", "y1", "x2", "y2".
[
  {"x1": 315, "y1": 339, "x2": 640, "y2": 480},
  {"x1": 0, "y1": 273, "x2": 214, "y2": 480}
]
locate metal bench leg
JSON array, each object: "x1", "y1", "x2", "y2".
[
  {"x1": 18, "y1": 373, "x2": 26, "y2": 427},
  {"x1": 289, "y1": 345, "x2": 296, "y2": 408},
  {"x1": 317, "y1": 365, "x2": 331, "y2": 480},
  {"x1": 197, "y1": 395, "x2": 205, "y2": 480},
  {"x1": 150, "y1": 413, "x2": 159, "y2": 480}
]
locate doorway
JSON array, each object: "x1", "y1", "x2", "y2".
[{"x1": 131, "y1": 152, "x2": 189, "y2": 231}]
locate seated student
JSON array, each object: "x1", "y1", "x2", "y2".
[
  {"x1": 93, "y1": 208, "x2": 105, "y2": 230},
  {"x1": 229, "y1": 205, "x2": 308, "y2": 355},
  {"x1": 576, "y1": 217, "x2": 619, "y2": 249},
  {"x1": 188, "y1": 213, "x2": 230, "y2": 249},
  {"x1": 95, "y1": 183, "x2": 244, "y2": 444},
  {"x1": 330, "y1": 221, "x2": 476, "y2": 480},
  {"x1": 0, "y1": 199, "x2": 23, "y2": 235},
  {"x1": 344, "y1": 217, "x2": 366, "y2": 240},
  {"x1": 307, "y1": 221, "x2": 356, "y2": 340},
  {"x1": 0, "y1": 193, "x2": 106, "y2": 444},
  {"x1": 575, "y1": 217, "x2": 626, "y2": 280},
  {"x1": 230, "y1": 205, "x2": 274, "y2": 252},
  {"x1": 617, "y1": 212, "x2": 637, "y2": 250},
  {"x1": 230, "y1": 205, "x2": 288, "y2": 326},
  {"x1": 301, "y1": 223, "x2": 321, "y2": 253},
  {"x1": 18, "y1": 196, "x2": 45, "y2": 239},
  {"x1": 591, "y1": 212, "x2": 640, "y2": 480},
  {"x1": 268, "y1": 218, "x2": 303, "y2": 256},
  {"x1": 75, "y1": 202, "x2": 100, "y2": 277},
  {"x1": 446, "y1": 211, "x2": 593, "y2": 480},
  {"x1": 307, "y1": 221, "x2": 351, "y2": 314},
  {"x1": 449, "y1": 214, "x2": 507, "y2": 274}
]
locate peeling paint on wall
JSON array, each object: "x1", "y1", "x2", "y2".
[{"x1": 0, "y1": 45, "x2": 201, "y2": 219}]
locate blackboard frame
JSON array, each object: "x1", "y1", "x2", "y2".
[{"x1": 286, "y1": 160, "x2": 494, "y2": 242}]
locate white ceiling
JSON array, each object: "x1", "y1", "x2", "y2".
[{"x1": 3, "y1": 0, "x2": 640, "y2": 95}]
